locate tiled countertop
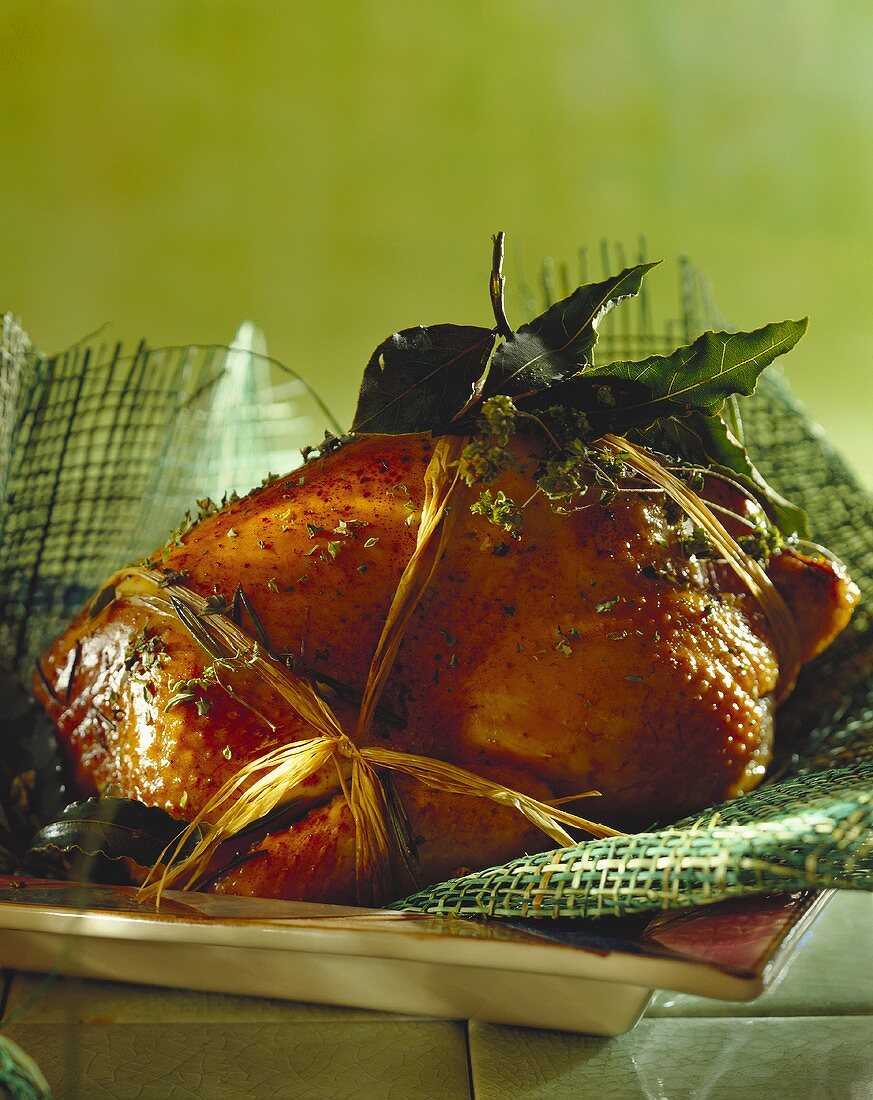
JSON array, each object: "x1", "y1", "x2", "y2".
[{"x1": 2, "y1": 891, "x2": 871, "y2": 1099}]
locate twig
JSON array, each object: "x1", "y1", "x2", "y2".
[{"x1": 490, "y1": 232, "x2": 513, "y2": 339}]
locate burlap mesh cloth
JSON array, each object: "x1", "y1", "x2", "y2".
[{"x1": 1, "y1": 254, "x2": 870, "y2": 920}]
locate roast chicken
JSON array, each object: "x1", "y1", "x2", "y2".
[{"x1": 33, "y1": 430, "x2": 858, "y2": 904}]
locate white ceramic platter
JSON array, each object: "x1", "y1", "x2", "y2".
[{"x1": 0, "y1": 877, "x2": 831, "y2": 1035}]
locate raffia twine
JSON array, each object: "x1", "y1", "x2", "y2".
[
  {"x1": 602, "y1": 434, "x2": 801, "y2": 699},
  {"x1": 128, "y1": 435, "x2": 619, "y2": 906},
  {"x1": 105, "y1": 431, "x2": 801, "y2": 906}
]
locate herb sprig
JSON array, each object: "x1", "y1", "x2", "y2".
[{"x1": 351, "y1": 233, "x2": 808, "y2": 541}]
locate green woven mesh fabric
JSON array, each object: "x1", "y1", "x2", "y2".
[
  {"x1": 1, "y1": 251, "x2": 871, "y2": 922},
  {"x1": 0, "y1": 316, "x2": 337, "y2": 673},
  {"x1": 392, "y1": 763, "x2": 872, "y2": 919}
]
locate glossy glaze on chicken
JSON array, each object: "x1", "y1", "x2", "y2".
[{"x1": 34, "y1": 431, "x2": 858, "y2": 903}]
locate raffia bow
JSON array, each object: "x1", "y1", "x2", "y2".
[
  {"x1": 132, "y1": 435, "x2": 619, "y2": 906},
  {"x1": 127, "y1": 430, "x2": 801, "y2": 906}
]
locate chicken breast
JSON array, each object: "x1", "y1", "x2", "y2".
[{"x1": 34, "y1": 431, "x2": 858, "y2": 903}]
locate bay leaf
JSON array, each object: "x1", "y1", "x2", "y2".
[
  {"x1": 30, "y1": 796, "x2": 203, "y2": 866},
  {"x1": 352, "y1": 324, "x2": 495, "y2": 435},
  {"x1": 487, "y1": 262, "x2": 659, "y2": 397},
  {"x1": 581, "y1": 318, "x2": 808, "y2": 421}
]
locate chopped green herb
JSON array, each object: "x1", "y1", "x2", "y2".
[
  {"x1": 124, "y1": 628, "x2": 166, "y2": 673},
  {"x1": 738, "y1": 521, "x2": 784, "y2": 562},
  {"x1": 164, "y1": 667, "x2": 219, "y2": 713},
  {"x1": 481, "y1": 393, "x2": 518, "y2": 439},
  {"x1": 458, "y1": 395, "x2": 519, "y2": 487},
  {"x1": 301, "y1": 430, "x2": 350, "y2": 462},
  {"x1": 471, "y1": 489, "x2": 523, "y2": 538},
  {"x1": 678, "y1": 526, "x2": 715, "y2": 559}
]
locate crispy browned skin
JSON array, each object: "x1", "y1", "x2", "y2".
[{"x1": 35, "y1": 433, "x2": 859, "y2": 903}]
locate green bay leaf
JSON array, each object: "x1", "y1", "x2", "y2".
[
  {"x1": 29, "y1": 796, "x2": 203, "y2": 865},
  {"x1": 487, "y1": 261, "x2": 659, "y2": 397},
  {"x1": 582, "y1": 318, "x2": 808, "y2": 420},
  {"x1": 352, "y1": 324, "x2": 496, "y2": 435}
]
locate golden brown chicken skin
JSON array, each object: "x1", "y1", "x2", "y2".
[{"x1": 34, "y1": 432, "x2": 858, "y2": 903}]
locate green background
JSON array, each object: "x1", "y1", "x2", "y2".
[{"x1": 1, "y1": 1, "x2": 870, "y2": 485}]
